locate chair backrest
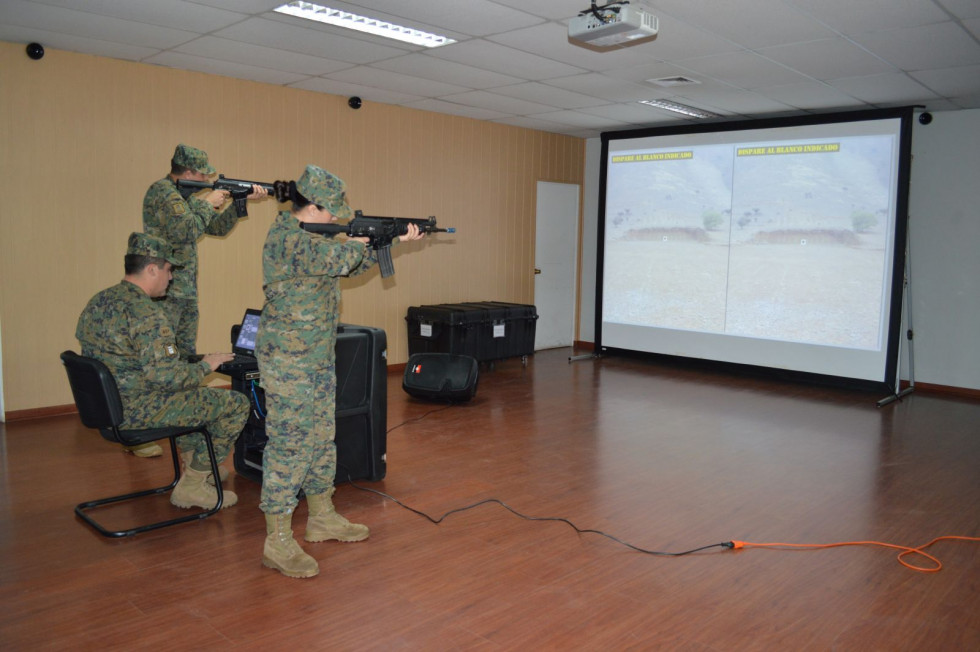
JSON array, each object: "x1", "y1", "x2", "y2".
[{"x1": 60, "y1": 350, "x2": 124, "y2": 435}]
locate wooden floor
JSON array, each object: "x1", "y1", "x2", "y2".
[{"x1": 2, "y1": 348, "x2": 979, "y2": 650}]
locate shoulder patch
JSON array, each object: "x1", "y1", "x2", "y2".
[{"x1": 170, "y1": 199, "x2": 186, "y2": 216}]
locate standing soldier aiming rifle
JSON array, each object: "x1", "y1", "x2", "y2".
[
  {"x1": 257, "y1": 165, "x2": 424, "y2": 579},
  {"x1": 136, "y1": 144, "x2": 267, "y2": 459}
]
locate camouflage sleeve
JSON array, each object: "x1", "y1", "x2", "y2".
[
  {"x1": 276, "y1": 225, "x2": 374, "y2": 279},
  {"x1": 347, "y1": 245, "x2": 379, "y2": 278},
  {"x1": 205, "y1": 202, "x2": 239, "y2": 236},
  {"x1": 143, "y1": 180, "x2": 220, "y2": 245},
  {"x1": 133, "y1": 308, "x2": 209, "y2": 390}
]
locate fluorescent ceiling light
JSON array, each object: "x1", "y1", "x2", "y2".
[
  {"x1": 638, "y1": 99, "x2": 721, "y2": 119},
  {"x1": 274, "y1": 1, "x2": 457, "y2": 48}
]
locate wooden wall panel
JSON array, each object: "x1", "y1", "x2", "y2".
[{"x1": 0, "y1": 42, "x2": 585, "y2": 413}]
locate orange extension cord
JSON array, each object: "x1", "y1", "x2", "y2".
[{"x1": 729, "y1": 536, "x2": 980, "y2": 572}]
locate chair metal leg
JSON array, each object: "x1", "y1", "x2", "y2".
[{"x1": 74, "y1": 431, "x2": 224, "y2": 538}]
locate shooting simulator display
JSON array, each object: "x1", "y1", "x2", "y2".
[{"x1": 597, "y1": 108, "x2": 913, "y2": 386}]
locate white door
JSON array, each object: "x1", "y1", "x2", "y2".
[{"x1": 534, "y1": 181, "x2": 580, "y2": 350}]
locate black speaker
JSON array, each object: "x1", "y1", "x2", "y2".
[{"x1": 403, "y1": 353, "x2": 479, "y2": 402}]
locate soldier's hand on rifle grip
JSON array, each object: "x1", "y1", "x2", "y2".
[{"x1": 206, "y1": 189, "x2": 230, "y2": 209}]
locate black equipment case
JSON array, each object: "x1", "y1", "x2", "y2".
[
  {"x1": 230, "y1": 323, "x2": 388, "y2": 483},
  {"x1": 406, "y1": 302, "x2": 537, "y2": 363}
]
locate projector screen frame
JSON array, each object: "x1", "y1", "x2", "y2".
[{"x1": 594, "y1": 107, "x2": 914, "y2": 391}]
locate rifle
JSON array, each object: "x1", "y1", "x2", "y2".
[
  {"x1": 302, "y1": 210, "x2": 455, "y2": 278},
  {"x1": 176, "y1": 175, "x2": 293, "y2": 217}
]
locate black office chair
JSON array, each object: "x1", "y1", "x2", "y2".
[{"x1": 60, "y1": 350, "x2": 225, "y2": 538}]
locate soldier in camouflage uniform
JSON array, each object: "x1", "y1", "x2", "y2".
[
  {"x1": 257, "y1": 165, "x2": 424, "y2": 578},
  {"x1": 143, "y1": 144, "x2": 268, "y2": 359},
  {"x1": 140, "y1": 144, "x2": 265, "y2": 458},
  {"x1": 75, "y1": 232, "x2": 250, "y2": 510}
]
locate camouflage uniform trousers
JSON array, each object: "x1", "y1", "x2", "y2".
[
  {"x1": 258, "y1": 361, "x2": 338, "y2": 515},
  {"x1": 158, "y1": 296, "x2": 200, "y2": 359},
  {"x1": 122, "y1": 387, "x2": 249, "y2": 467}
]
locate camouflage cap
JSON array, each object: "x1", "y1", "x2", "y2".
[
  {"x1": 127, "y1": 232, "x2": 181, "y2": 266},
  {"x1": 296, "y1": 165, "x2": 352, "y2": 219},
  {"x1": 171, "y1": 143, "x2": 215, "y2": 175}
]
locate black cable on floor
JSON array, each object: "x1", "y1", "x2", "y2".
[{"x1": 339, "y1": 470, "x2": 730, "y2": 557}]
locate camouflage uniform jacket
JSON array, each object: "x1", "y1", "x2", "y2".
[
  {"x1": 143, "y1": 177, "x2": 238, "y2": 300},
  {"x1": 258, "y1": 211, "x2": 379, "y2": 366},
  {"x1": 75, "y1": 281, "x2": 212, "y2": 408}
]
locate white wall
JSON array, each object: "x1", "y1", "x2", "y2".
[
  {"x1": 579, "y1": 108, "x2": 980, "y2": 391},
  {"x1": 904, "y1": 108, "x2": 980, "y2": 390}
]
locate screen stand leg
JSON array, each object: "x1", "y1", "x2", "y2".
[{"x1": 878, "y1": 222, "x2": 915, "y2": 408}]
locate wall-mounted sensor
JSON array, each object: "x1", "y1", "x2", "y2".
[
  {"x1": 348, "y1": 96, "x2": 362, "y2": 109},
  {"x1": 26, "y1": 42, "x2": 45, "y2": 60}
]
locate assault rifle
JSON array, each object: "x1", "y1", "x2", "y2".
[
  {"x1": 302, "y1": 210, "x2": 454, "y2": 278},
  {"x1": 176, "y1": 175, "x2": 293, "y2": 217}
]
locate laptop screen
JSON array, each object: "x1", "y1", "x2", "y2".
[{"x1": 233, "y1": 309, "x2": 261, "y2": 355}]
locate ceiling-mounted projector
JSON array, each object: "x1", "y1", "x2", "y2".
[{"x1": 569, "y1": 2, "x2": 658, "y2": 47}]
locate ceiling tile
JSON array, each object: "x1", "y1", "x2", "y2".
[
  {"x1": 0, "y1": 0, "x2": 197, "y2": 48},
  {"x1": 215, "y1": 17, "x2": 410, "y2": 63},
  {"x1": 34, "y1": 0, "x2": 248, "y2": 33},
  {"x1": 851, "y1": 22, "x2": 980, "y2": 70},
  {"x1": 426, "y1": 39, "x2": 585, "y2": 80},
  {"x1": 755, "y1": 80, "x2": 866, "y2": 110},
  {"x1": 545, "y1": 73, "x2": 665, "y2": 103},
  {"x1": 529, "y1": 109, "x2": 629, "y2": 129},
  {"x1": 328, "y1": 0, "x2": 545, "y2": 37},
  {"x1": 145, "y1": 50, "x2": 310, "y2": 84},
  {"x1": 437, "y1": 90, "x2": 557, "y2": 115},
  {"x1": 175, "y1": 36, "x2": 351, "y2": 76},
  {"x1": 827, "y1": 72, "x2": 939, "y2": 105},
  {"x1": 650, "y1": 0, "x2": 836, "y2": 48},
  {"x1": 0, "y1": 24, "x2": 159, "y2": 60},
  {"x1": 757, "y1": 37, "x2": 898, "y2": 80},
  {"x1": 489, "y1": 82, "x2": 608, "y2": 109},
  {"x1": 372, "y1": 53, "x2": 524, "y2": 89},
  {"x1": 328, "y1": 65, "x2": 471, "y2": 96},
  {"x1": 673, "y1": 88, "x2": 797, "y2": 114},
  {"x1": 676, "y1": 51, "x2": 814, "y2": 89},
  {"x1": 783, "y1": 0, "x2": 951, "y2": 33},
  {"x1": 910, "y1": 64, "x2": 980, "y2": 97}
]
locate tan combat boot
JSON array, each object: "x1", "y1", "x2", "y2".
[
  {"x1": 121, "y1": 442, "x2": 163, "y2": 457},
  {"x1": 263, "y1": 513, "x2": 319, "y2": 578},
  {"x1": 179, "y1": 449, "x2": 229, "y2": 484},
  {"x1": 170, "y1": 466, "x2": 238, "y2": 509},
  {"x1": 304, "y1": 487, "x2": 370, "y2": 543}
]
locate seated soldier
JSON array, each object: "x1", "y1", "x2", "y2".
[{"x1": 75, "y1": 232, "x2": 249, "y2": 508}]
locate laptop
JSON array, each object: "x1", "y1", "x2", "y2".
[{"x1": 216, "y1": 308, "x2": 261, "y2": 374}]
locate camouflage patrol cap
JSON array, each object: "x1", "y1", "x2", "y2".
[
  {"x1": 296, "y1": 165, "x2": 352, "y2": 219},
  {"x1": 127, "y1": 232, "x2": 181, "y2": 266},
  {"x1": 171, "y1": 143, "x2": 216, "y2": 175}
]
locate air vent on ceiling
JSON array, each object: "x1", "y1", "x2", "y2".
[{"x1": 647, "y1": 76, "x2": 700, "y2": 87}]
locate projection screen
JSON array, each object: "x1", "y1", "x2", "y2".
[{"x1": 596, "y1": 108, "x2": 913, "y2": 387}]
